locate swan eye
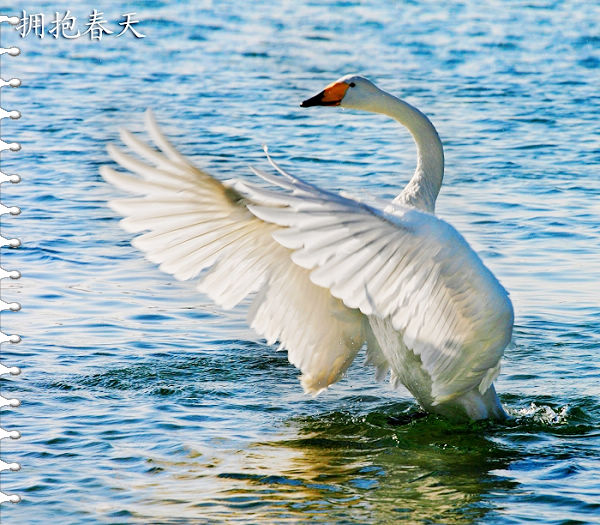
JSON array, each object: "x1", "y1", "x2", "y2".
[{"x1": 349, "y1": 82, "x2": 356, "y2": 87}]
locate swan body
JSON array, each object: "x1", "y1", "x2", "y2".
[{"x1": 101, "y1": 75, "x2": 513, "y2": 421}]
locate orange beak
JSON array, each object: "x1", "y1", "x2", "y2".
[{"x1": 300, "y1": 81, "x2": 349, "y2": 107}]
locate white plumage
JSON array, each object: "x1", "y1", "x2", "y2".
[{"x1": 101, "y1": 75, "x2": 513, "y2": 421}]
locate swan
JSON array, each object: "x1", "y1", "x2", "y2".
[{"x1": 101, "y1": 75, "x2": 513, "y2": 421}]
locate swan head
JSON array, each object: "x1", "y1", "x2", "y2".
[{"x1": 300, "y1": 75, "x2": 385, "y2": 112}]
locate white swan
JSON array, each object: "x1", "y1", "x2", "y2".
[{"x1": 101, "y1": 75, "x2": 513, "y2": 421}]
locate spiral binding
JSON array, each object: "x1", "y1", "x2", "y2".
[{"x1": 0, "y1": 14, "x2": 22, "y2": 505}]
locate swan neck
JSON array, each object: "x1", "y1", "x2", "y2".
[{"x1": 376, "y1": 92, "x2": 444, "y2": 213}]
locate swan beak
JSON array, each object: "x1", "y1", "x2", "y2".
[{"x1": 301, "y1": 81, "x2": 349, "y2": 107}]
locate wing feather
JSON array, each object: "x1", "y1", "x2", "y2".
[
  {"x1": 243, "y1": 156, "x2": 514, "y2": 404},
  {"x1": 101, "y1": 112, "x2": 375, "y2": 394}
]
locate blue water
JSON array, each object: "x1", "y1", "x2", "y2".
[{"x1": 1, "y1": 1, "x2": 599, "y2": 523}]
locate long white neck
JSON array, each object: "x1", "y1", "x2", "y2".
[{"x1": 372, "y1": 92, "x2": 444, "y2": 213}]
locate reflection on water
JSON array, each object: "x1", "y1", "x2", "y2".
[
  {"x1": 103, "y1": 404, "x2": 525, "y2": 524},
  {"x1": 264, "y1": 412, "x2": 519, "y2": 524},
  {"x1": 114, "y1": 399, "x2": 596, "y2": 524}
]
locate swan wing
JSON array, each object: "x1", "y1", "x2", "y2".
[
  {"x1": 100, "y1": 111, "x2": 371, "y2": 394},
  {"x1": 246, "y1": 158, "x2": 514, "y2": 405}
]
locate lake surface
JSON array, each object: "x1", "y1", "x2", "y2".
[{"x1": 1, "y1": 1, "x2": 599, "y2": 523}]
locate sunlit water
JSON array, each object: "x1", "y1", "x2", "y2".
[{"x1": 1, "y1": 1, "x2": 599, "y2": 523}]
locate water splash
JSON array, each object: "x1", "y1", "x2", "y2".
[{"x1": 508, "y1": 402, "x2": 571, "y2": 426}]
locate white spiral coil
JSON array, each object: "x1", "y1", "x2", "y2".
[{"x1": 0, "y1": 13, "x2": 22, "y2": 505}]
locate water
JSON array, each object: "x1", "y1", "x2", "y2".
[{"x1": 1, "y1": 1, "x2": 599, "y2": 523}]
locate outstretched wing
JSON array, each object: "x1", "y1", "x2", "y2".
[
  {"x1": 100, "y1": 111, "x2": 369, "y2": 394},
  {"x1": 243, "y1": 159, "x2": 514, "y2": 405}
]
